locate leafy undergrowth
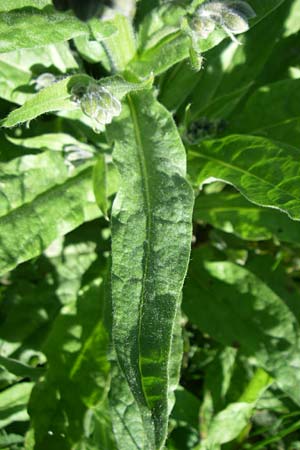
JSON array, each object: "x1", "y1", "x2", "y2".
[{"x1": 1, "y1": 0, "x2": 300, "y2": 449}]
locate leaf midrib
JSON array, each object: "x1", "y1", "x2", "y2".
[
  {"x1": 127, "y1": 95, "x2": 152, "y2": 410},
  {"x1": 190, "y1": 147, "x2": 300, "y2": 205}
]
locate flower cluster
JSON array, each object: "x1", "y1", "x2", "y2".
[
  {"x1": 76, "y1": 84, "x2": 122, "y2": 132},
  {"x1": 192, "y1": 0, "x2": 256, "y2": 44}
]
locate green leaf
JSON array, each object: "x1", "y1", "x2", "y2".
[
  {"x1": 188, "y1": 135, "x2": 300, "y2": 220},
  {"x1": 0, "y1": 355, "x2": 45, "y2": 380},
  {"x1": 1, "y1": 75, "x2": 90, "y2": 128},
  {"x1": 198, "y1": 369, "x2": 272, "y2": 448},
  {"x1": 0, "y1": 7, "x2": 89, "y2": 53},
  {"x1": 108, "y1": 91, "x2": 194, "y2": 449},
  {"x1": 1, "y1": 73, "x2": 153, "y2": 128},
  {"x1": 0, "y1": 151, "x2": 69, "y2": 218},
  {"x1": 183, "y1": 250, "x2": 300, "y2": 405},
  {"x1": 0, "y1": 43, "x2": 78, "y2": 105},
  {"x1": 228, "y1": 79, "x2": 300, "y2": 147},
  {"x1": 0, "y1": 433, "x2": 24, "y2": 448},
  {"x1": 88, "y1": 17, "x2": 118, "y2": 42},
  {"x1": 0, "y1": 382, "x2": 33, "y2": 428},
  {"x1": 171, "y1": 388, "x2": 201, "y2": 430},
  {"x1": 74, "y1": 35, "x2": 109, "y2": 65},
  {"x1": 28, "y1": 276, "x2": 112, "y2": 449},
  {"x1": 0, "y1": 0, "x2": 51, "y2": 12},
  {"x1": 194, "y1": 191, "x2": 300, "y2": 243},
  {"x1": 109, "y1": 361, "x2": 146, "y2": 450},
  {"x1": 100, "y1": 14, "x2": 136, "y2": 72},
  {"x1": 93, "y1": 155, "x2": 109, "y2": 220},
  {"x1": 173, "y1": 1, "x2": 291, "y2": 121},
  {"x1": 0, "y1": 167, "x2": 100, "y2": 276}
]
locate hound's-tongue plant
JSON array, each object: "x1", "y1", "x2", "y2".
[{"x1": 1, "y1": 1, "x2": 299, "y2": 450}]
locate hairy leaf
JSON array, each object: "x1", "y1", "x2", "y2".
[
  {"x1": 0, "y1": 167, "x2": 99, "y2": 275},
  {"x1": 0, "y1": 6, "x2": 88, "y2": 53},
  {"x1": 109, "y1": 91, "x2": 194, "y2": 449},
  {"x1": 1, "y1": 73, "x2": 153, "y2": 128},
  {"x1": 188, "y1": 135, "x2": 300, "y2": 220}
]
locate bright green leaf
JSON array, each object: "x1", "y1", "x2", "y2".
[
  {"x1": 188, "y1": 135, "x2": 300, "y2": 220},
  {"x1": 0, "y1": 7, "x2": 88, "y2": 53}
]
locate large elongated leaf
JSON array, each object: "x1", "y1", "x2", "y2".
[
  {"x1": 183, "y1": 249, "x2": 300, "y2": 405},
  {"x1": 188, "y1": 135, "x2": 300, "y2": 220},
  {"x1": 194, "y1": 191, "x2": 300, "y2": 243},
  {"x1": 0, "y1": 167, "x2": 100, "y2": 276},
  {"x1": 0, "y1": 7, "x2": 88, "y2": 53},
  {"x1": 108, "y1": 91, "x2": 194, "y2": 449}
]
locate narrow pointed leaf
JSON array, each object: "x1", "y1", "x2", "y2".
[
  {"x1": 108, "y1": 91, "x2": 194, "y2": 449},
  {"x1": 188, "y1": 135, "x2": 300, "y2": 220}
]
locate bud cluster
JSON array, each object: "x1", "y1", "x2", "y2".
[
  {"x1": 73, "y1": 83, "x2": 122, "y2": 132},
  {"x1": 192, "y1": 0, "x2": 256, "y2": 44}
]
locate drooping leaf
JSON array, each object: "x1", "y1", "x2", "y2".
[
  {"x1": 188, "y1": 135, "x2": 300, "y2": 220},
  {"x1": 108, "y1": 91, "x2": 194, "y2": 449},
  {"x1": 1, "y1": 75, "x2": 90, "y2": 128}
]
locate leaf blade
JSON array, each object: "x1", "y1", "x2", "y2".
[
  {"x1": 188, "y1": 135, "x2": 300, "y2": 220},
  {"x1": 109, "y1": 91, "x2": 194, "y2": 449}
]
